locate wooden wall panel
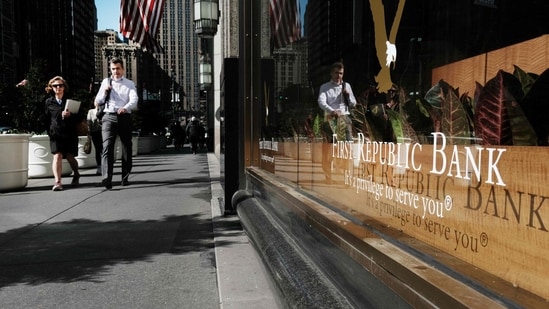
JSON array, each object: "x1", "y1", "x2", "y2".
[
  {"x1": 486, "y1": 35, "x2": 549, "y2": 79},
  {"x1": 432, "y1": 34, "x2": 549, "y2": 95},
  {"x1": 432, "y1": 54, "x2": 487, "y2": 96}
]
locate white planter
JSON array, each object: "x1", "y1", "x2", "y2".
[
  {"x1": 158, "y1": 135, "x2": 167, "y2": 149},
  {"x1": 28, "y1": 135, "x2": 72, "y2": 178},
  {"x1": 0, "y1": 134, "x2": 31, "y2": 191},
  {"x1": 116, "y1": 136, "x2": 138, "y2": 158},
  {"x1": 137, "y1": 136, "x2": 154, "y2": 154},
  {"x1": 76, "y1": 136, "x2": 97, "y2": 168}
]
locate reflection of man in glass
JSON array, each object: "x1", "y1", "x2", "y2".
[
  {"x1": 385, "y1": 84, "x2": 399, "y2": 111},
  {"x1": 318, "y1": 62, "x2": 357, "y2": 141},
  {"x1": 318, "y1": 62, "x2": 357, "y2": 183}
]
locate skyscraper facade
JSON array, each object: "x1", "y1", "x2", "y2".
[
  {"x1": 0, "y1": 0, "x2": 17, "y2": 85},
  {"x1": 14, "y1": 0, "x2": 96, "y2": 90},
  {"x1": 94, "y1": 30, "x2": 124, "y2": 80},
  {"x1": 155, "y1": 0, "x2": 200, "y2": 115}
]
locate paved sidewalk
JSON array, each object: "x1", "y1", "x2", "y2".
[{"x1": 0, "y1": 147, "x2": 278, "y2": 309}]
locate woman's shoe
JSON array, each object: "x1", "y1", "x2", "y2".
[
  {"x1": 71, "y1": 172, "x2": 80, "y2": 186},
  {"x1": 52, "y1": 182, "x2": 63, "y2": 191}
]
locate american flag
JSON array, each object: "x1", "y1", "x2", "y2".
[
  {"x1": 120, "y1": 0, "x2": 166, "y2": 54},
  {"x1": 270, "y1": 0, "x2": 302, "y2": 50}
]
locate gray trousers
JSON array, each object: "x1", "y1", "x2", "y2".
[{"x1": 101, "y1": 113, "x2": 133, "y2": 182}]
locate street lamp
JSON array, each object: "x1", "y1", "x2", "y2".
[
  {"x1": 194, "y1": 0, "x2": 219, "y2": 157},
  {"x1": 193, "y1": 0, "x2": 219, "y2": 38},
  {"x1": 199, "y1": 61, "x2": 212, "y2": 90}
]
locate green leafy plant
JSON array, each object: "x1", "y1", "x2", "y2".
[
  {"x1": 312, "y1": 114, "x2": 322, "y2": 139},
  {"x1": 10, "y1": 60, "x2": 49, "y2": 134},
  {"x1": 352, "y1": 65, "x2": 546, "y2": 146}
]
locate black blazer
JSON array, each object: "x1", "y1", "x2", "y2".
[{"x1": 44, "y1": 96, "x2": 84, "y2": 138}]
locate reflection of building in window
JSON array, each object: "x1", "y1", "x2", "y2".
[{"x1": 272, "y1": 40, "x2": 309, "y2": 90}]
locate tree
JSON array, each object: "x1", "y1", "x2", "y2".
[{"x1": 12, "y1": 59, "x2": 49, "y2": 133}]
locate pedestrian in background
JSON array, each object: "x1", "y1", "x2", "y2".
[
  {"x1": 186, "y1": 116, "x2": 200, "y2": 154},
  {"x1": 170, "y1": 120, "x2": 185, "y2": 152},
  {"x1": 44, "y1": 76, "x2": 82, "y2": 191},
  {"x1": 95, "y1": 57, "x2": 138, "y2": 189},
  {"x1": 87, "y1": 99, "x2": 103, "y2": 175}
]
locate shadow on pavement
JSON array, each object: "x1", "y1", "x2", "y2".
[{"x1": 0, "y1": 213, "x2": 243, "y2": 288}]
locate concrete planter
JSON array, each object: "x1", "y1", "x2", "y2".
[
  {"x1": 137, "y1": 136, "x2": 161, "y2": 154},
  {"x1": 282, "y1": 140, "x2": 298, "y2": 158},
  {"x1": 76, "y1": 136, "x2": 97, "y2": 168},
  {"x1": 137, "y1": 136, "x2": 152, "y2": 154},
  {"x1": 0, "y1": 134, "x2": 31, "y2": 191},
  {"x1": 311, "y1": 142, "x2": 323, "y2": 163},
  {"x1": 298, "y1": 142, "x2": 312, "y2": 161},
  {"x1": 28, "y1": 135, "x2": 72, "y2": 178}
]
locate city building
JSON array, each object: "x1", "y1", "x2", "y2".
[
  {"x1": 155, "y1": 0, "x2": 200, "y2": 120},
  {"x1": 0, "y1": 0, "x2": 17, "y2": 85},
  {"x1": 14, "y1": 0, "x2": 96, "y2": 91},
  {"x1": 272, "y1": 40, "x2": 308, "y2": 90},
  {"x1": 94, "y1": 30, "x2": 124, "y2": 81}
]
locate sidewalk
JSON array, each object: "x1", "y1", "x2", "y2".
[{"x1": 0, "y1": 146, "x2": 279, "y2": 309}]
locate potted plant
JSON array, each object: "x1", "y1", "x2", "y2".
[
  {"x1": 310, "y1": 114, "x2": 326, "y2": 163},
  {"x1": 0, "y1": 82, "x2": 31, "y2": 191}
]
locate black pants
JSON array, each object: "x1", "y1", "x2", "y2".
[
  {"x1": 101, "y1": 113, "x2": 132, "y2": 182},
  {"x1": 189, "y1": 134, "x2": 199, "y2": 153}
]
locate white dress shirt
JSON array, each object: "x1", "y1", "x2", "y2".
[
  {"x1": 318, "y1": 81, "x2": 357, "y2": 115},
  {"x1": 95, "y1": 77, "x2": 138, "y2": 113}
]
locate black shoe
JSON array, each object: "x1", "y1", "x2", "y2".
[
  {"x1": 101, "y1": 178, "x2": 112, "y2": 190},
  {"x1": 71, "y1": 172, "x2": 80, "y2": 186},
  {"x1": 121, "y1": 175, "x2": 130, "y2": 186}
]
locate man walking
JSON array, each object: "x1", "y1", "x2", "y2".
[{"x1": 95, "y1": 57, "x2": 138, "y2": 189}]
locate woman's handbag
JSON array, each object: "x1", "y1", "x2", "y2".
[
  {"x1": 83, "y1": 136, "x2": 92, "y2": 154},
  {"x1": 77, "y1": 119, "x2": 89, "y2": 136}
]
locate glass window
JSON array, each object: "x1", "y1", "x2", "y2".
[{"x1": 258, "y1": 0, "x2": 549, "y2": 301}]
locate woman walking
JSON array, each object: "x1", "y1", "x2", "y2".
[{"x1": 44, "y1": 76, "x2": 83, "y2": 191}]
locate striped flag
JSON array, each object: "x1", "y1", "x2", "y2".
[
  {"x1": 270, "y1": 0, "x2": 302, "y2": 50},
  {"x1": 120, "y1": 0, "x2": 166, "y2": 54}
]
